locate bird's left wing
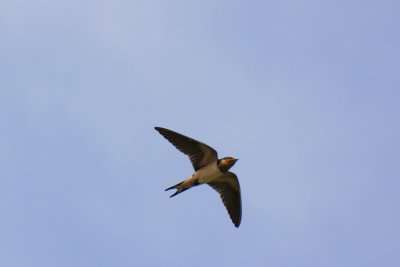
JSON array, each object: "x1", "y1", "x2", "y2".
[{"x1": 208, "y1": 172, "x2": 242, "y2": 227}]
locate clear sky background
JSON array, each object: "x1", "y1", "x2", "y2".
[{"x1": 1, "y1": 0, "x2": 399, "y2": 266}]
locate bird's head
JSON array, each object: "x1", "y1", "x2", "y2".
[{"x1": 218, "y1": 157, "x2": 239, "y2": 172}]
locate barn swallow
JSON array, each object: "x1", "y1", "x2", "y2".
[{"x1": 155, "y1": 127, "x2": 242, "y2": 228}]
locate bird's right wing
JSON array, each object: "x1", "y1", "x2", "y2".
[{"x1": 155, "y1": 127, "x2": 218, "y2": 171}]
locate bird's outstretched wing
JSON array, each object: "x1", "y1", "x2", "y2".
[
  {"x1": 155, "y1": 127, "x2": 218, "y2": 171},
  {"x1": 208, "y1": 172, "x2": 242, "y2": 227}
]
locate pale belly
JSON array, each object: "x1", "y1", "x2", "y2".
[{"x1": 193, "y1": 163, "x2": 223, "y2": 184}]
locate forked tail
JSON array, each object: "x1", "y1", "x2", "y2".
[{"x1": 165, "y1": 180, "x2": 192, "y2": 197}]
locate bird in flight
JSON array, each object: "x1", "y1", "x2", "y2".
[{"x1": 155, "y1": 127, "x2": 242, "y2": 227}]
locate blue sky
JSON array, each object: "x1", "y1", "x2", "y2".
[{"x1": 1, "y1": 0, "x2": 399, "y2": 266}]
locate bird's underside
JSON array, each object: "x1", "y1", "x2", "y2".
[{"x1": 155, "y1": 127, "x2": 242, "y2": 227}]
